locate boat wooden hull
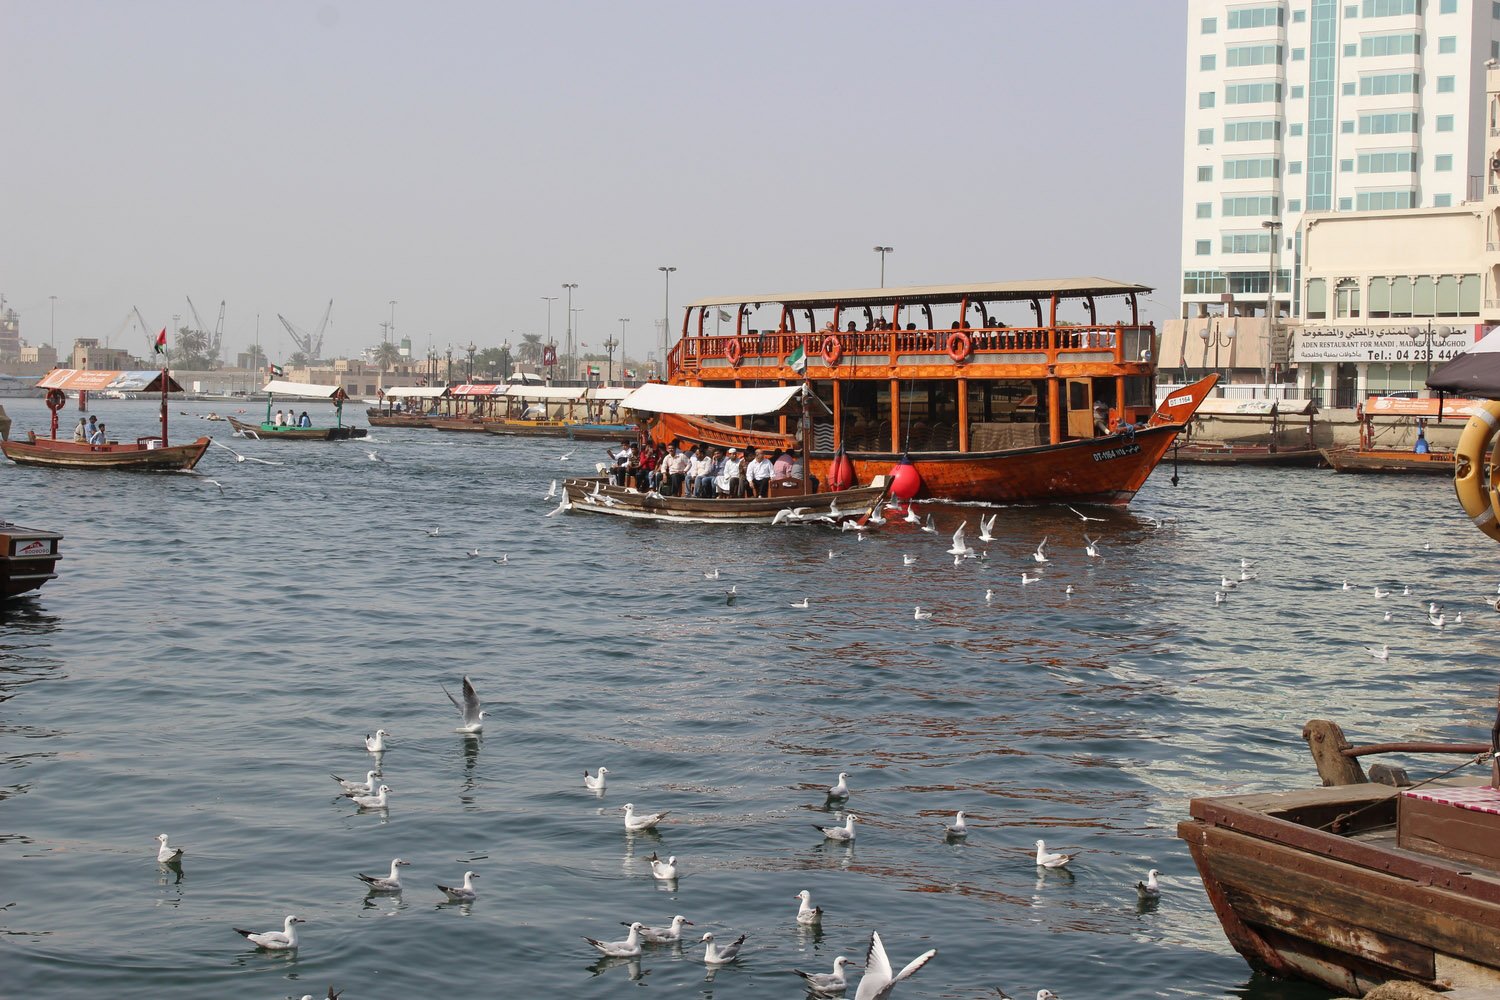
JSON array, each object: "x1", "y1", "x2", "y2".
[
  {"x1": 562, "y1": 478, "x2": 887, "y2": 524},
  {"x1": 1173, "y1": 444, "x2": 1325, "y2": 467},
  {"x1": 365, "y1": 411, "x2": 433, "y2": 428},
  {"x1": 227, "y1": 416, "x2": 367, "y2": 440},
  {"x1": 566, "y1": 422, "x2": 638, "y2": 442},
  {"x1": 1320, "y1": 447, "x2": 1455, "y2": 474},
  {"x1": 484, "y1": 419, "x2": 570, "y2": 438},
  {"x1": 1179, "y1": 782, "x2": 1500, "y2": 996},
  {"x1": 2, "y1": 436, "x2": 210, "y2": 471},
  {"x1": 428, "y1": 418, "x2": 492, "y2": 433},
  {"x1": 0, "y1": 523, "x2": 62, "y2": 599}
]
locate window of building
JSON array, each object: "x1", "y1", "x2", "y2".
[
  {"x1": 1288, "y1": 198, "x2": 1303, "y2": 211},
  {"x1": 1438, "y1": 35, "x2": 1456, "y2": 52},
  {"x1": 1436, "y1": 75, "x2": 1455, "y2": 92},
  {"x1": 1198, "y1": 127, "x2": 1215, "y2": 145},
  {"x1": 1438, "y1": 0, "x2": 1454, "y2": 11},
  {"x1": 1341, "y1": 119, "x2": 1355, "y2": 133},
  {"x1": 1335, "y1": 279, "x2": 1361, "y2": 318},
  {"x1": 1222, "y1": 232, "x2": 1275, "y2": 254},
  {"x1": 1224, "y1": 119, "x2": 1283, "y2": 141},
  {"x1": 1201, "y1": 54, "x2": 1217, "y2": 70},
  {"x1": 1494, "y1": 0, "x2": 1500, "y2": 16},
  {"x1": 1340, "y1": 158, "x2": 1355, "y2": 171},
  {"x1": 1342, "y1": 81, "x2": 1357, "y2": 95},
  {"x1": 1200, "y1": 91, "x2": 1216, "y2": 108},
  {"x1": 1339, "y1": 196, "x2": 1354, "y2": 209},
  {"x1": 1358, "y1": 151, "x2": 1417, "y2": 172},
  {"x1": 1436, "y1": 114, "x2": 1454, "y2": 131},
  {"x1": 1493, "y1": 40, "x2": 1500, "y2": 58},
  {"x1": 1290, "y1": 160, "x2": 1304, "y2": 173},
  {"x1": 1202, "y1": 16, "x2": 1217, "y2": 32},
  {"x1": 1435, "y1": 153, "x2": 1453, "y2": 171},
  {"x1": 1360, "y1": 111, "x2": 1418, "y2": 133},
  {"x1": 1223, "y1": 157, "x2": 1281, "y2": 179},
  {"x1": 1229, "y1": 6, "x2": 1286, "y2": 28},
  {"x1": 1290, "y1": 122, "x2": 1304, "y2": 136},
  {"x1": 1291, "y1": 84, "x2": 1305, "y2": 98},
  {"x1": 1196, "y1": 202, "x2": 1213, "y2": 218},
  {"x1": 1343, "y1": 42, "x2": 1359, "y2": 56},
  {"x1": 1294, "y1": 8, "x2": 1308, "y2": 21},
  {"x1": 1307, "y1": 278, "x2": 1328, "y2": 318},
  {"x1": 1360, "y1": 72, "x2": 1419, "y2": 95},
  {"x1": 1198, "y1": 165, "x2": 1214, "y2": 181},
  {"x1": 1362, "y1": 0, "x2": 1420, "y2": 14},
  {"x1": 1361, "y1": 33, "x2": 1421, "y2": 56},
  {"x1": 1222, "y1": 194, "x2": 1280, "y2": 216},
  {"x1": 1227, "y1": 44, "x2": 1284, "y2": 67},
  {"x1": 1345, "y1": 4, "x2": 1359, "y2": 15},
  {"x1": 1195, "y1": 240, "x2": 1212, "y2": 256},
  {"x1": 1292, "y1": 47, "x2": 1306, "y2": 60},
  {"x1": 1433, "y1": 193, "x2": 1453, "y2": 206},
  {"x1": 1356, "y1": 189, "x2": 1416, "y2": 209},
  {"x1": 1226, "y1": 82, "x2": 1284, "y2": 104}
]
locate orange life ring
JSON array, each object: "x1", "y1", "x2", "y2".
[
  {"x1": 947, "y1": 331, "x2": 974, "y2": 363},
  {"x1": 821, "y1": 335, "x2": 843, "y2": 366},
  {"x1": 726, "y1": 337, "x2": 744, "y2": 367},
  {"x1": 45, "y1": 389, "x2": 66, "y2": 412}
]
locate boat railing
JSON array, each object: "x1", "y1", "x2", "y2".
[{"x1": 668, "y1": 323, "x2": 1145, "y2": 376}]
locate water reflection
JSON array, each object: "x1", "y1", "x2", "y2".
[{"x1": 585, "y1": 953, "x2": 647, "y2": 981}]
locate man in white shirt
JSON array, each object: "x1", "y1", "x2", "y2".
[
  {"x1": 716, "y1": 449, "x2": 744, "y2": 498},
  {"x1": 747, "y1": 450, "x2": 774, "y2": 497}
]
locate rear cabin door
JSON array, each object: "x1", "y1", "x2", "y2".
[{"x1": 1065, "y1": 379, "x2": 1094, "y2": 439}]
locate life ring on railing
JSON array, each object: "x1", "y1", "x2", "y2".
[
  {"x1": 947, "y1": 330, "x2": 974, "y2": 363},
  {"x1": 44, "y1": 389, "x2": 66, "y2": 412},
  {"x1": 821, "y1": 335, "x2": 843, "y2": 366},
  {"x1": 726, "y1": 337, "x2": 744, "y2": 367},
  {"x1": 1453, "y1": 399, "x2": 1500, "y2": 542}
]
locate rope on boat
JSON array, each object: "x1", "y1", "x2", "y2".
[{"x1": 1315, "y1": 751, "x2": 1495, "y2": 834}]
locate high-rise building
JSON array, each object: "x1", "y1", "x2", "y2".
[{"x1": 1180, "y1": 0, "x2": 1500, "y2": 322}]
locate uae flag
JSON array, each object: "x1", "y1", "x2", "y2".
[
  {"x1": 268, "y1": 364, "x2": 285, "y2": 377},
  {"x1": 785, "y1": 345, "x2": 807, "y2": 374},
  {"x1": 154, "y1": 328, "x2": 167, "y2": 355}
]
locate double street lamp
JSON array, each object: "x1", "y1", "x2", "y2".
[
  {"x1": 1407, "y1": 322, "x2": 1455, "y2": 387},
  {"x1": 1261, "y1": 220, "x2": 1282, "y2": 388},
  {"x1": 873, "y1": 246, "x2": 894, "y2": 288},
  {"x1": 1198, "y1": 321, "x2": 1236, "y2": 384}
]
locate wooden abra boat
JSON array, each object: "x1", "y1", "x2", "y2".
[
  {"x1": 651, "y1": 277, "x2": 1216, "y2": 506},
  {"x1": 367, "y1": 385, "x2": 449, "y2": 427},
  {"x1": 0, "y1": 521, "x2": 62, "y2": 599},
  {"x1": 1176, "y1": 442, "x2": 1324, "y2": 466},
  {"x1": 229, "y1": 380, "x2": 367, "y2": 440},
  {"x1": 1180, "y1": 715, "x2": 1500, "y2": 996},
  {"x1": 1320, "y1": 396, "x2": 1474, "y2": 474},
  {"x1": 1175, "y1": 397, "x2": 1323, "y2": 466},
  {"x1": 562, "y1": 477, "x2": 887, "y2": 524},
  {"x1": 1, "y1": 369, "x2": 209, "y2": 471},
  {"x1": 1320, "y1": 446, "x2": 1454, "y2": 474}
]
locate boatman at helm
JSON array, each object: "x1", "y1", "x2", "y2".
[
  {"x1": 1093, "y1": 399, "x2": 1112, "y2": 437},
  {"x1": 1414, "y1": 419, "x2": 1430, "y2": 454}
]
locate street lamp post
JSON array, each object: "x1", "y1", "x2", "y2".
[
  {"x1": 1260, "y1": 220, "x2": 1282, "y2": 392},
  {"x1": 562, "y1": 283, "x2": 578, "y2": 382},
  {"x1": 873, "y1": 246, "x2": 894, "y2": 287},
  {"x1": 48, "y1": 295, "x2": 57, "y2": 349},
  {"x1": 612, "y1": 317, "x2": 628, "y2": 384},
  {"x1": 658, "y1": 266, "x2": 676, "y2": 374},
  {"x1": 500, "y1": 340, "x2": 512, "y2": 382},
  {"x1": 465, "y1": 342, "x2": 477, "y2": 382},
  {"x1": 1408, "y1": 321, "x2": 1455, "y2": 392},
  {"x1": 1198, "y1": 322, "x2": 1237, "y2": 385},
  {"x1": 388, "y1": 300, "x2": 397, "y2": 344}
]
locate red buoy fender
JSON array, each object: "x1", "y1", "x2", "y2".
[
  {"x1": 821, "y1": 335, "x2": 843, "y2": 366},
  {"x1": 45, "y1": 389, "x2": 66, "y2": 412},
  {"x1": 828, "y1": 448, "x2": 855, "y2": 491},
  {"x1": 726, "y1": 337, "x2": 744, "y2": 367},
  {"x1": 947, "y1": 331, "x2": 973, "y2": 363},
  {"x1": 890, "y1": 458, "x2": 922, "y2": 500}
]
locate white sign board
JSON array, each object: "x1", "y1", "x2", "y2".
[{"x1": 1292, "y1": 324, "x2": 1482, "y2": 364}]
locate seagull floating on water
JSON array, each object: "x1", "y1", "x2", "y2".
[
  {"x1": 646, "y1": 852, "x2": 677, "y2": 880},
  {"x1": 704, "y1": 567, "x2": 720, "y2": 580},
  {"x1": 585, "y1": 922, "x2": 643, "y2": 958},
  {"x1": 1021, "y1": 572, "x2": 1039, "y2": 585},
  {"x1": 351, "y1": 785, "x2": 392, "y2": 810},
  {"x1": 631, "y1": 915, "x2": 693, "y2": 943},
  {"x1": 795, "y1": 889, "x2": 823, "y2": 925},
  {"x1": 464, "y1": 548, "x2": 480, "y2": 558},
  {"x1": 791, "y1": 597, "x2": 810, "y2": 609},
  {"x1": 1034, "y1": 838, "x2": 1077, "y2": 868},
  {"x1": 945, "y1": 811, "x2": 968, "y2": 839},
  {"x1": 984, "y1": 588, "x2": 994, "y2": 603},
  {"x1": 442, "y1": 675, "x2": 487, "y2": 733},
  {"x1": 700, "y1": 931, "x2": 746, "y2": 965},
  {"x1": 332, "y1": 769, "x2": 379, "y2": 796},
  {"x1": 815, "y1": 814, "x2": 858, "y2": 842},
  {"x1": 436, "y1": 871, "x2": 479, "y2": 902},
  {"x1": 1135, "y1": 868, "x2": 1161, "y2": 900},
  {"x1": 364, "y1": 729, "x2": 389, "y2": 753},
  {"x1": 1341, "y1": 579, "x2": 1351, "y2": 591},
  {"x1": 795, "y1": 955, "x2": 852, "y2": 995},
  {"x1": 1402, "y1": 584, "x2": 1412, "y2": 596},
  {"x1": 827, "y1": 772, "x2": 851, "y2": 800},
  {"x1": 1214, "y1": 591, "x2": 1225, "y2": 606},
  {"x1": 234, "y1": 915, "x2": 305, "y2": 951},
  {"x1": 356, "y1": 858, "x2": 410, "y2": 892},
  {"x1": 1383, "y1": 610, "x2": 1392, "y2": 622},
  {"x1": 155, "y1": 833, "x2": 184, "y2": 863},
  {"x1": 914, "y1": 606, "x2": 933, "y2": 621},
  {"x1": 1064, "y1": 585, "x2": 1075, "y2": 595},
  {"x1": 1220, "y1": 576, "x2": 1238, "y2": 590},
  {"x1": 1364, "y1": 644, "x2": 1389, "y2": 661},
  {"x1": 622, "y1": 803, "x2": 669, "y2": 832},
  {"x1": 902, "y1": 554, "x2": 918, "y2": 566},
  {"x1": 854, "y1": 930, "x2": 937, "y2": 1000},
  {"x1": 1373, "y1": 586, "x2": 1389, "y2": 599},
  {"x1": 584, "y1": 767, "x2": 609, "y2": 791}
]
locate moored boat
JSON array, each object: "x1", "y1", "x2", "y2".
[
  {"x1": 0, "y1": 521, "x2": 63, "y2": 599},
  {"x1": 0, "y1": 369, "x2": 209, "y2": 471},
  {"x1": 652, "y1": 277, "x2": 1216, "y2": 506},
  {"x1": 1174, "y1": 397, "x2": 1323, "y2": 466},
  {"x1": 1319, "y1": 446, "x2": 1455, "y2": 474},
  {"x1": 367, "y1": 385, "x2": 448, "y2": 428},
  {"x1": 229, "y1": 380, "x2": 367, "y2": 440}
]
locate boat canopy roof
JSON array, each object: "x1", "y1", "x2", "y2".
[
  {"x1": 380, "y1": 385, "x2": 448, "y2": 398},
  {"x1": 1194, "y1": 397, "x2": 1318, "y2": 416},
  {"x1": 263, "y1": 379, "x2": 348, "y2": 401},
  {"x1": 38, "y1": 369, "x2": 185, "y2": 393},
  {"x1": 1428, "y1": 330, "x2": 1500, "y2": 398},
  {"x1": 1365, "y1": 395, "x2": 1486, "y2": 418},
  {"x1": 588, "y1": 386, "x2": 633, "y2": 401},
  {"x1": 685, "y1": 277, "x2": 1150, "y2": 311},
  {"x1": 622, "y1": 382, "x2": 828, "y2": 417}
]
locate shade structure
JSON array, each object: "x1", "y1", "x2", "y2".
[
  {"x1": 1427, "y1": 331, "x2": 1500, "y2": 398},
  {"x1": 621, "y1": 382, "x2": 827, "y2": 417}
]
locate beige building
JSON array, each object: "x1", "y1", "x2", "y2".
[
  {"x1": 69, "y1": 338, "x2": 139, "y2": 371},
  {"x1": 18, "y1": 344, "x2": 57, "y2": 367}
]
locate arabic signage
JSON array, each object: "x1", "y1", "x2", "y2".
[{"x1": 1292, "y1": 325, "x2": 1485, "y2": 364}]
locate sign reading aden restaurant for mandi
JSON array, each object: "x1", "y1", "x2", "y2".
[{"x1": 1291, "y1": 324, "x2": 1488, "y2": 364}]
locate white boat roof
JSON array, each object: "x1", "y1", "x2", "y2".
[
  {"x1": 503, "y1": 385, "x2": 586, "y2": 401},
  {"x1": 588, "y1": 386, "x2": 633, "y2": 401},
  {"x1": 380, "y1": 385, "x2": 448, "y2": 398},
  {"x1": 262, "y1": 379, "x2": 346, "y2": 399},
  {"x1": 685, "y1": 277, "x2": 1150, "y2": 310},
  {"x1": 1194, "y1": 397, "x2": 1317, "y2": 416},
  {"x1": 622, "y1": 382, "x2": 823, "y2": 417}
]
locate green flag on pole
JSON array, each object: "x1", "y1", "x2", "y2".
[{"x1": 785, "y1": 345, "x2": 807, "y2": 373}]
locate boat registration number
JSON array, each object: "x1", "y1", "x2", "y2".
[{"x1": 1092, "y1": 443, "x2": 1141, "y2": 463}]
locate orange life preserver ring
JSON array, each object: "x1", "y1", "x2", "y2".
[
  {"x1": 821, "y1": 335, "x2": 843, "y2": 366},
  {"x1": 45, "y1": 389, "x2": 66, "y2": 412},
  {"x1": 947, "y1": 330, "x2": 974, "y2": 363},
  {"x1": 726, "y1": 337, "x2": 744, "y2": 367}
]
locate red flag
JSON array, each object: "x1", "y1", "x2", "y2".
[{"x1": 154, "y1": 328, "x2": 167, "y2": 355}]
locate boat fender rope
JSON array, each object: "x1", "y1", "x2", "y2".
[
  {"x1": 1453, "y1": 400, "x2": 1500, "y2": 542},
  {"x1": 725, "y1": 337, "x2": 744, "y2": 367},
  {"x1": 821, "y1": 335, "x2": 842, "y2": 367},
  {"x1": 44, "y1": 389, "x2": 66, "y2": 412},
  {"x1": 946, "y1": 331, "x2": 973, "y2": 363}
]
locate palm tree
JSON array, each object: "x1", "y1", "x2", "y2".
[
  {"x1": 518, "y1": 333, "x2": 543, "y2": 364},
  {"x1": 373, "y1": 342, "x2": 402, "y2": 372},
  {"x1": 288, "y1": 351, "x2": 311, "y2": 368}
]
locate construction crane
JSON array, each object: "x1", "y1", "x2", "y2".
[
  {"x1": 276, "y1": 300, "x2": 333, "y2": 360},
  {"x1": 212, "y1": 300, "x2": 225, "y2": 365},
  {"x1": 185, "y1": 296, "x2": 227, "y2": 367}
]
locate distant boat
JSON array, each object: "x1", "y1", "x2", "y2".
[{"x1": 229, "y1": 380, "x2": 367, "y2": 440}]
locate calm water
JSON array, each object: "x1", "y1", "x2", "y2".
[{"x1": 2, "y1": 397, "x2": 1495, "y2": 1000}]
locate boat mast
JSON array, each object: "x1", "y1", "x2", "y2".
[{"x1": 160, "y1": 360, "x2": 170, "y2": 446}]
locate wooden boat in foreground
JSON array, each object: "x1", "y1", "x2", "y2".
[
  {"x1": 1180, "y1": 715, "x2": 1500, "y2": 996},
  {"x1": 652, "y1": 277, "x2": 1216, "y2": 506},
  {"x1": 562, "y1": 477, "x2": 887, "y2": 524},
  {"x1": 229, "y1": 380, "x2": 367, "y2": 440},
  {"x1": 0, "y1": 521, "x2": 62, "y2": 599},
  {"x1": 1, "y1": 368, "x2": 209, "y2": 471}
]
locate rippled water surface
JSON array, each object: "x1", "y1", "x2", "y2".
[{"x1": 2, "y1": 397, "x2": 1496, "y2": 1000}]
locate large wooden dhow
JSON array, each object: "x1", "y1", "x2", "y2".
[
  {"x1": 1179, "y1": 715, "x2": 1500, "y2": 996},
  {"x1": 651, "y1": 277, "x2": 1217, "y2": 506}
]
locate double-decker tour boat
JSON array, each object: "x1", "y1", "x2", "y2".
[{"x1": 647, "y1": 277, "x2": 1216, "y2": 506}]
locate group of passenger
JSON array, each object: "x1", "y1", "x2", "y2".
[
  {"x1": 272, "y1": 409, "x2": 313, "y2": 428},
  {"x1": 608, "y1": 439, "x2": 800, "y2": 499},
  {"x1": 72, "y1": 415, "x2": 108, "y2": 446}
]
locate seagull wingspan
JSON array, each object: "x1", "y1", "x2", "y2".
[
  {"x1": 895, "y1": 948, "x2": 937, "y2": 983},
  {"x1": 864, "y1": 931, "x2": 893, "y2": 986}
]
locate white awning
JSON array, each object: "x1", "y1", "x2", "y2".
[
  {"x1": 1194, "y1": 397, "x2": 1317, "y2": 416},
  {"x1": 621, "y1": 382, "x2": 822, "y2": 416},
  {"x1": 588, "y1": 386, "x2": 633, "y2": 401},
  {"x1": 379, "y1": 385, "x2": 448, "y2": 398},
  {"x1": 502, "y1": 385, "x2": 586, "y2": 401},
  {"x1": 262, "y1": 380, "x2": 346, "y2": 399}
]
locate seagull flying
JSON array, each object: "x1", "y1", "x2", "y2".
[
  {"x1": 1065, "y1": 504, "x2": 1105, "y2": 522},
  {"x1": 558, "y1": 451, "x2": 573, "y2": 461},
  {"x1": 234, "y1": 915, "x2": 305, "y2": 951},
  {"x1": 854, "y1": 930, "x2": 937, "y2": 1000},
  {"x1": 622, "y1": 803, "x2": 669, "y2": 832},
  {"x1": 903, "y1": 506, "x2": 921, "y2": 525},
  {"x1": 920, "y1": 513, "x2": 938, "y2": 535},
  {"x1": 978, "y1": 512, "x2": 998, "y2": 543},
  {"x1": 356, "y1": 858, "x2": 410, "y2": 893},
  {"x1": 155, "y1": 833, "x2": 184, "y2": 863},
  {"x1": 544, "y1": 480, "x2": 558, "y2": 499},
  {"x1": 436, "y1": 871, "x2": 479, "y2": 903},
  {"x1": 442, "y1": 675, "x2": 487, "y2": 733},
  {"x1": 1032, "y1": 537, "x2": 1049, "y2": 563},
  {"x1": 815, "y1": 814, "x2": 858, "y2": 842},
  {"x1": 1084, "y1": 535, "x2": 1101, "y2": 558},
  {"x1": 946, "y1": 522, "x2": 973, "y2": 558},
  {"x1": 584, "y1": 767, "x2": 609, "y2": 791}
]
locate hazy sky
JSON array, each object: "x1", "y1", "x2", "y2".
[{"x1": 1, "y1": 1, "x2": 1185, "y2": 365}]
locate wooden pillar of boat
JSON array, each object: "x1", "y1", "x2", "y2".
[
  {"x1": 832, "y1": 379, "x2": 842, "y2": 450},
  {"x1": 890, "y1": 378, "x2": 901, "y2": 452},
  {"x1": 800, "y1": 378, "x2": 811, "y2": 498},
  {"x1": 735, "y1": 379, "x2": 744, "y2": 430},
  {"x1": 778, "y1": 380, "x2": 787, "y2": 436},
  {"x1": 160, "y1": 366, "x2": 170, "y2": 446},
  {"x1": 1047, "y1": 295, "x2": 1061, "y2": 444},
  {"x1": 957, "y1": 376, "x2": 969, "y2": 452},
  {"x1": 1116, "y1": 321, "x2": 1127, "y2": 424}
]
